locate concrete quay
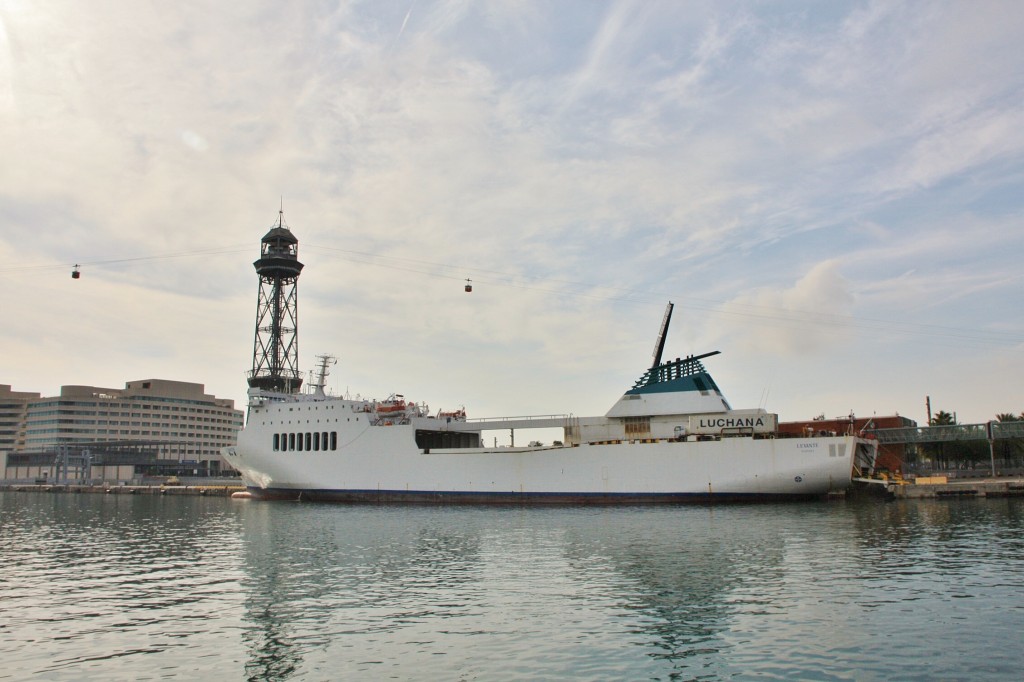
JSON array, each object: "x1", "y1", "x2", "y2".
[
  {"x1": 0, "y1": 482, "x2": 245, "y2": 497},
  {"x1": 888, "y1": 477, "x2": 1024, "y2": 500},
  {"x1": 7, "y1": 478, "x2": 1023, "y2": 501}
]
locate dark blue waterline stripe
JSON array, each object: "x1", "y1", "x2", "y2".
[{"x1": 247, "y1": 487, "x2": 825, "y2": 505}]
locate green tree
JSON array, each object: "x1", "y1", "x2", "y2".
[{"x1": 926, "y1": 410, "x2": 958, "y2": 469}]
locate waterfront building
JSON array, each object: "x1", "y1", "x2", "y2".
[
  {"x1": 2, "y1": 379, "x2": 243, "y2": 481},
  {"x1": 0, "y1": 385, "x2": 42, "y2": 455}
]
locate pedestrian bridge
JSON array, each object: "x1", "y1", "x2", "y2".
[{"x1": 867, "y1": 421, "x2": 1024, "y2": 445}]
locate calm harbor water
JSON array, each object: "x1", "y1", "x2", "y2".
[{"x1": 1, "y1": 492, "x2": 1022, "y2": 681}]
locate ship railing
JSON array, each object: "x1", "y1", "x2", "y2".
[
  {"x1": 248, "y1": 388, "x2": 295, "y2": 401},
  {"x1": 464, "y1": 414, "x2": 570, "y2": 425}
]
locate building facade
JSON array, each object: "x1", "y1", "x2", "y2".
[
  {"x1": 2, "y1": 379, "x2": 243, "y2": 481},
  {"x1": 0, "y1": 385, "x2": 42, "y2": 454}
]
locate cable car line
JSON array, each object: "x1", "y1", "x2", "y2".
[{"x1": 1, "y1": 239, "x2": 1019, "y2": 348}]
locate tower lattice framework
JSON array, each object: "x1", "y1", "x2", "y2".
[{"x1": 248, "y1": 209, "x2": 304, "y2": 393}]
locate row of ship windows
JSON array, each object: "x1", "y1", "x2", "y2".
[
  {"x1": 274, "y1": 432, "x2": 338, "y2": 452},
  {"x1": 284, "y1": 404, "x2": 341, "y2": 411},
  {"x1": 261, "y1": 416, "x2": 360, "y2": 426}
]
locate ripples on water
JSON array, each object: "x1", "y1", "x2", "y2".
[{"x1": 1, "y1": 493, "x2": 1022, "y2": 681}]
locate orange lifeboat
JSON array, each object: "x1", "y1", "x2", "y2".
[
  {"x1": 438, "y1": 407, "x2": 467, "y2": 421},
  {"x1": 376, "y1": 395, "x2": 407, "y2": 414}
]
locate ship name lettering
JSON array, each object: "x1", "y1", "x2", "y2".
[{"x1": 698, "y1": 417, "x2": 766, "y2": 428}]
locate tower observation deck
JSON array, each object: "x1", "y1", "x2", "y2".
[{"x1": 248, "y1": 209, "x2": 304, "y2": 393}]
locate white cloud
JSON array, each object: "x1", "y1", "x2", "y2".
[
  {"x1": 180, "y1": 130, "x2": 209, "y2": 152},
  {"x1": 718, "y1": 261, "x2": 855, "y2": 356},
  {"x1": 0, "y1": 0, "x2": 1022, "y2": 425}
]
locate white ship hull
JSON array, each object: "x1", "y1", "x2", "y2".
[
  {"x1": 223, "y1": 399, "x2": 875, "y2": 503},
  {"x1": 224, "y1": 300, "x2": 877, "y2": 504}
]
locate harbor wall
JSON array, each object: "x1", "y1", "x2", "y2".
[
  {"x1": 890, "y1": 477, "x2": 1024, "y2": 499},
  {"x1": 0, "y1": 482, "x2": 244, "y2": 497}
]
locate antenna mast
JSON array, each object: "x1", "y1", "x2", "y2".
[
  {"x1": 310, "y1": 354, "x2": 337, "y2": 397},
  {"x1": 651, "y1": 302, "x2": 674, "y2": 369}
]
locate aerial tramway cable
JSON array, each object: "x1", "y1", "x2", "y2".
[{"x1": 1, "y1": 239, "x2": 1019, "y2": 349}]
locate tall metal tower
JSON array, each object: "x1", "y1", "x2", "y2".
[{"x1": 248, "y1": 208, "x2": 304, "y2": 393}]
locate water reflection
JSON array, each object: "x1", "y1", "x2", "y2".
[
  {"x1": 2, "y1": 493, "x2": 1022, "y2": 680},
  {"x1": 235, "y1": 504, "x2": 490, "y2": 680},
  {"x1": 558, "y1": 507, "x2": 788, "y2": 675},
  {"x1": 233, "y1": 505, "x2": 820, "y2": 680},
  {"x1": 0, "y1": 493, "x2": 247, "y2": 680},
  {"x1": 227, "y1": 500, "x2": 1024, "y2": 680}
]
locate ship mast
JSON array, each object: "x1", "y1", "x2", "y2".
[
  {"x1": 309, "y1": 354, "x2": 337, "y2": 397},
  {"x1": 651, "y1": 302, "x2": 674, "y2": 369}
]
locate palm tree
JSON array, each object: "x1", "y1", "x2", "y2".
[{"x1": 926, "y1": 410, "x2": 958, "y2": 469}]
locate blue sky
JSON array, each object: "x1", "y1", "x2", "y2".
[{"x1": 1, "y1": 0, "x2": 1022, "y2": 427}]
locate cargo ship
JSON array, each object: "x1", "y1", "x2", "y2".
[{"x1": 222, "y1": 302, "x2": 877, "y2": 503}]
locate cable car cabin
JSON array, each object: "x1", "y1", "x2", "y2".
[
  {"x1": 71, "y1": 265, "x2": 81, "y2": 279},
  {"x1": 464, "y1": 278, "x2": 472, "y2": 292}
]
